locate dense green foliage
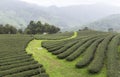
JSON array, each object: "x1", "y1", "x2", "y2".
[
  {"x1": 88, "y1": 35, "x2": 114, "y2": 73},
  {"x1": 76, "y1": 38, "x2": 103, "y2": 68},
  {"x1": 66, "y1": 38, "x2": 98, "y2": 61},
  {"x1": 25, "y1": 21, "x2": 60, "y2": 34},
  {"x1": 0, "y1": 24, "x2": 17, "y2": 34},
  {"x1": 0, "y1": 20, "x2": 60, "y2": 34},
  {"x1": 106, "y1": 35, "x2": 120, "y2": 77}
]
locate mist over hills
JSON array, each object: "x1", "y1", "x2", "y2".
[
  {"x1": 1, "y1": 0, "x2": 120, "y2": 31},
  {"x1": 84, "y1": 14, "x2": 120, "y2": 32}
]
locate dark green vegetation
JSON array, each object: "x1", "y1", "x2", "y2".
[
  {"x1": 42, "y1": 30, "x2": 120, "y2": 77},
  {"x1": 0, "y1": 20, "x2": 60, "y2": 34},
  {"x1": 0, "y1": 35, "x2": 49, "y2": 77},
  {"x1": 25, "y1": 21, "x2": 60, "y2": 34},
  {"x1": 0, "y1": 24, "x2": 18, "y2": 34}
]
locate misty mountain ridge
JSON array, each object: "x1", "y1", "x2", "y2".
[
  {"x1": 0, "y1": 0, "x2": 120, "y2": 31},
  {"x1": 84, "y1": 14, "x2": 120, "y2": 32}
]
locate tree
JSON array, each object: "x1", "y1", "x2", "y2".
[
  {"x1": 24, "y1": 28, "x2": 31, "y2": 34},
  {"x1": 0, "y1": 24, "x2": 23, "y2": 34},
  {"x1": 18, "y1": 29, "x2": 23, "y2": 34},
  {"x1": 83, "y1": 27, "x2": 89, "y2": 31},
  {"x1": 9, "y1": 26, "x2": 17, "y2": 34},
  {"x1": 0, "y1": 24, "x2": 4, "y2": 34},
  {"x1": 2, "y1": 24, "x2": 17, "y2": 34},
  {"x1": 25, "y1": 20, "x2": 60, "y2": 34},
  {"x1": 108, "y1": 28, "x2": 113, "y2": 32}
]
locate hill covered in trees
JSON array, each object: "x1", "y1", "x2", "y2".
[{"x1": 1, "y1": 0, "x2": 120, "y2": 31}]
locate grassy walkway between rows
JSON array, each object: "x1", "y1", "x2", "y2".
[{"x1": 26, "y1": 32, "x2": 106, "y2": 77}]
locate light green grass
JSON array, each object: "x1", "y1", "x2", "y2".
[{"x1": 26, "y1": 32, "x2": 106, "y2": 77}]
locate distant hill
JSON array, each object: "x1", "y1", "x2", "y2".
[
  {"x1": 84, "y1": 14, "x2": 120, "y2": 32},
  {"x1": 0, "y1": 0, "x2": 51, "y2": 29},
  {"x1": 1, "y1": 0, "x2": 120, "y2": 31}
]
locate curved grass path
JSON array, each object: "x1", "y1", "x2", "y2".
[{"x1": 26, "y1": 32, "x2": 106, "y2": 77}]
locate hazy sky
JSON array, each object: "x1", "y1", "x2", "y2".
[{"x1": 20, "y1": 0, "x2": 120, "y2": 7}]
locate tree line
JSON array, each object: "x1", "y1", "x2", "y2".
[
  {"x1": 0, "y1": 21, "x2": 60, "y2": 34},
  {"x1": 79, "y1": 27, "x2": 114, "y2": 32},
  {"x1": 0, "y1": 24, "x2": 18, "y2": 34}
]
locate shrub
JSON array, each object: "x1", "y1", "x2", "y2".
[
  {"x1": 0, "y1": 61, "x2": 38, "y2": 71},
  {"x1": 57, "y1": 36, "x2": 96, "y2": 59},
  {"x1": 66, "y1": 38, "x2": 98, "y2": 61},
  {"x1": 52, "y1": 40, "x2": 78, "y2": 55},
  {"x1": 106, "y1": 35, "x2": 120, "y2": 77},
  {"x1": 88, "y1": 35, "x2": 114, "y2": 73},
  {"x1": 76, "y1": 38, "x2": 103, "y2": 68},
  {"x1": 4, "y1": 68, "x2": 46, "y2": 77},
  {"x1": 0, "y1": 64, "x2": 42, "y2": 76}
]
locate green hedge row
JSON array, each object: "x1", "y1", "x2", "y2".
[
  {"x1": 47, "y1": 45, "x2": 64, "y2": 52},
  {"x1": 0, "y1": 64, "x2": 42, "y2": 76},
  {"x1": 52, "y1": 40, "x2": 78, "y2": 55},
  {"x1": 88, "y1": 34, "x2": 114, "y2": 73},
  {"x1": 57, "y1": 41, "x2": 81, "y2": 59},
  {"x1": 57, "y1": 36, "x2": 98, "y2": 59},
  {"x1": 106, "y1": 35, "x2": 120, "y2": 77},
  {"x1": 0, "y1": 51, "x2": 27, "y2": 58},
  {"x1": 0, "y1": 61, "x2": 38, "y2": 71},
  {"x1": 76, "y1": 38, "x2": 104, "y2": 68},
  {"x1": 57, "y1": 35, "x2": 107, "y2": 59},
  {"x1": 0, "y1": 53, "x2": 31, "y2": 60},
  {"x1": 0, "y1": 58, "x2": 34, "y2": 66},
  {"x1": 3, "y1": 68, "x2": 46, "y2": 77},
  {"x1": 66, "y1": 38, "x2": 98, "y2": 61},
  {"x1": 0, "y1": 54, "x2": 32, "y2": 63}
]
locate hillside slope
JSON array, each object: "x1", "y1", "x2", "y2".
[{"x1": 1, "y1": 0, "x2": 120, "y2": 31}]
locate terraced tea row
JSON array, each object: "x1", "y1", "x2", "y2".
[
  {"x1": 0, "y1": 35, "x2": 49, "y2": 77},
  {"x1": 42, "y1": 31, "x2": 120, "y2": 77}
]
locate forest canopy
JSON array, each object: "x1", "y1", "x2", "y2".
[{"x1": 25, "y1": 21, "x2": 60, "y2": 34}]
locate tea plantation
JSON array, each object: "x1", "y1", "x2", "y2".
[
  {"x1": 0, "y1": 30, "x2": 120, "y2": 77},
  {"x1": 41, "y1": 30, "x2": 120, "y2": 77},
  {"x1": 0, "y1": 35, "x2": 49, "y2": 77}
]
